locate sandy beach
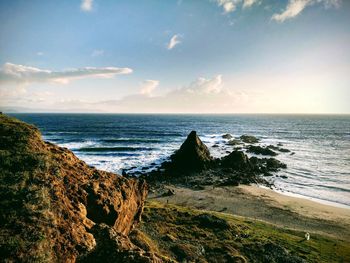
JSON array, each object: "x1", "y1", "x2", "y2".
[{"x1": 149, "y1": 184, "x2": 350, "y2": 241}]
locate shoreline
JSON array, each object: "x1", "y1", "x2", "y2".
[
  {"x1": 149, "y1": 184, "x2": 350, "y2": 240},
  {"x1": 261, "y1": 184, "x2": 350, "y2": 210}
]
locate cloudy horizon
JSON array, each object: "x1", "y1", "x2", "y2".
[{"x1": 0, "y1": 0, "x2": 349, "y2": 114}]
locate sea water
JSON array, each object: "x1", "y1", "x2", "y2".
[{"x1": 11, "y1": 113, "x2": 350, "y2": 207}]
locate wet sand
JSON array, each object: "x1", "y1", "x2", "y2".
[{"x1": 148, "y1": 184, "x2": 350, "y2": 240}]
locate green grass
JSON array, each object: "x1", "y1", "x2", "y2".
[
  {"x1": 0, "y1": 115, "x2": 54, "y2": 262},
  {"x1": 139, "y1": 200, "x2": 350, "y2": 262}
]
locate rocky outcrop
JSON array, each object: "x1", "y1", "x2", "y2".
[
  {"x1": 247, "y1": 145, "x2": 278, "y2": 156},
  {"x1": 0, "y1": 115, "x2": 153, "y2": 262},
  {"x1": 240, "y1": 135, "x2": 259, "y2": 144},
  {"x1": 142, "y1": 131, "x2": 286, "y2": 188},
  {"x1": 165, "y1": 131, "x2": 212, "y2": 172},
  {"x1": 221, "y1": 151, "x2": 251, "y2": 170}
]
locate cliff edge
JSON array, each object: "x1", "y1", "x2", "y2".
[{"x1": 0, "y1": 115, "x2": 158, "y2": 262}]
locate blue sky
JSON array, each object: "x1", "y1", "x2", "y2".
[{"x1": 0, "y1": 0, "x2": 349, "y2": 113}]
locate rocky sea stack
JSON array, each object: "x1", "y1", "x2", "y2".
[{"x1": 166, "y1": 130, "x2": 212, "y2": 172}]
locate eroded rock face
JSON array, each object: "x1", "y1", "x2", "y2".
[
  {"x1": 167, "y1": 131, "x2": 212, "y2": 172},
  {"x1": 0, "y1": 115, "x2": 150, "y2": 262}
]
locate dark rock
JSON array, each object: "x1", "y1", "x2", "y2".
[
  {"x1": 278, "y1": 148, "x2": 291, "y2": 153},
  {"x1": 168, "y1": 131, "x2": 212, "y2": 172},
  {"x1": 227, "y1": 139, "x2": 241, "y2": 145},
  {"x1": 266, "y1": 158, "x2": 287, "y2": 171},
  {"x1": 267, "y1": 145, "x2": 290, "y2": 153},
  {"x1": 221, "y1": 151, "x2": 250, "y2": 170},
  {"x1": 240, "y1": 135, "x2": 259, "y2": 144},
  {"x1": 247, "y1": 145, "x2": 277, "y2": 156},
  {"x1": 212, "y1": 144, "x2": 219, "y2": 148},
  {"x1": 222, "y1": 134, "x2": 233, "y2": 139}
]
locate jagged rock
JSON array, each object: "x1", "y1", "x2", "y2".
[
  {"x1": 247, "y1": 145, "x2": 277, "y2": 156},
  {"x1": 78, "y1": 224, "x2": 162, "y2": 262},
  {"x1": 222, "y1": 134, "x2": 233, "y2": 139},
  {"x1": 168, "y1": 131, "x2": 212, "y2": 172},
  {"x1": 240, "y1": 135, "x2": 259, "y2": 144}
]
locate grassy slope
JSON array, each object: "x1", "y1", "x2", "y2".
[
  {"x1": 137, "y1": 201, "x2": 350, "y2": 263},
  {"x1": 0, "y1": 115, "x2": 55, "y2": 261}
]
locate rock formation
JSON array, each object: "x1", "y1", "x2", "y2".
[
  {"x1": 166, "y1": 130, "x2": 212, "y2": 172},
  {"x1": 0, "y1": 115, "x2": 158, "y2": 262}
]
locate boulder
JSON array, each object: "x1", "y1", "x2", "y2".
[
  {"x1": 240, "y1": 135, "x2": 259, "y2": 144},
  {"x1": 227, "y1": 139, "x2": 241, "y2": 146},
  {"x1": 222, "y1": 134, "x2": 233, "y2": 139},
  {"x1": 221, "y1": 151, "x2": 250, "y2": 170},
  {"x1": 247, "y1": 145, "x2": 277, "y2": 156}
]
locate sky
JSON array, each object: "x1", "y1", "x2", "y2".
[{"x1": 0, "y1": 0, "x2": 349, "y2": 113}]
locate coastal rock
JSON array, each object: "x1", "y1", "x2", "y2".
[
  {"x1": 221, "y1": 151, "x2": 251, "y2": 170},
  {"x1": 79, "y1": 224, "x2": 162, "y2": 262},
  {"x1": 267, "y1": 145, "x2": 291, "y2": 153},
  {"x1": 227, "y1": 139, "x2": 242, "y2": 146},
  {"x1": 167, "y1": 131, "x2": 212, "y2": 172},
  {"x1": 240, "y1": 135, "x2": 259, "y2": 144},
  {"x1": 222, "y1": 133, "x2": 233, "y2": 139},
  {"x1": 247, "y1": 145, "x2": 278, "y2": 156},
  {"x1": 0, "y1": 115, "x2": 150, "y2": 262}
]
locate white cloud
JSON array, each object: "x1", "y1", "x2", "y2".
[
  {"x1": 0, "y1": 63, "x2": 133, "y2": 85},
  {"x1": 140, "y1": 80, "x2": 159, "y2": 96},
  {"x1": 215, "y1": 0, "x2": 258, "y2": 13},
  {"x1": 167, "y1": 34, "x2": 182, "y2": 50},
  {"x1": 216, "y1": 0, "x2": 239, "y2": 13},
  {"x1": 36, "y1": 51, "x2": 44, "y2": 56},
  {"x1": 272, "y1": 0, "x2": 341, "y2": 22},
  {"x1": 91, "y1": 49, "x2": 104, "y2": 57},
  {"x1": 243, "y1": 0, "x2": 258, "y2": 8},
  {"x1": 81, "y1": 0, "x2": 93, "y2": 12},
  {"x1": 95, "y1": 75, "x2": 249, "y2": 113}
]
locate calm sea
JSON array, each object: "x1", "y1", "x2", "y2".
[{"x1": 11, "y1": 113, "x2": 350, "y2": 208}]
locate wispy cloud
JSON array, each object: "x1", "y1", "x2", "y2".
[
  {"x1": 242, "y1": 0, "x2": 258, "y2": 9},
  {"x1": 36, "y1": 51, "x2": 44, "y2": 56},
  {"x1": 81, "y1": 0, "x2": 93, "y2": 12},
  {"x1": 91, "y1": 49, "x2": 104, "y2": 57},
  {"x1": 272, "y1": 0, "x2": 341, "y2": 22},
  {"x1": 140, "y1": 80, "x2": 159, "y2": 96},
  {"x1": 0, "y1": 63, "x2": 132, "y2": 85},
  {"x1": 215, "y1": 0, "x2": 258, "y2": 13},
  {"x1": 167, "y1": 34, "x2": 182, "y2": 50}
]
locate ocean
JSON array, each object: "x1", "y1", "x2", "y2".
[{"x1": 11, "y1": 113, "x2": 350, "y2": 208}]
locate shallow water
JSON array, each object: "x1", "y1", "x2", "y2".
[{"x1": 11, "y1": 113, "x2": 350, "y2": 207}]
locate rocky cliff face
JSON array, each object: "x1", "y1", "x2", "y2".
[{"x1": 0, "y1": 115, "x2": 157, "y2": 262}]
